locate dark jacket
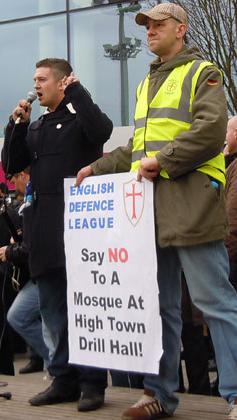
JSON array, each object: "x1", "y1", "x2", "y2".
[
  {"x1": 4, "y1": 222, "x2": 29, "y2": 290},
  {"x1": 0, "y1": 199, "x2": 29, "y2": 289},
  {"x1": 225, "y1": 157, "x2": 237, "y2": 262},
  {"x1": 91, "y1": 46, "x2": 228, "y2": 246},
  {"x1": 2, "y1": 82, "x2": 113, "y2": 278}
]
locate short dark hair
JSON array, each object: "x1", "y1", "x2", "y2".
[
  {"x1": 36, "y1": 58, "x2": 73, "y2": 79},
  {"x1": 0, "y1": 183, "x2": 8, "y2": 195}
]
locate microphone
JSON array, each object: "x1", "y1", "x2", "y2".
[
  {"x1": 15, "y1": 91, "x2": 37, "y2": 124},
  {"x1": 26, "y1": 91, "x2": 37, "y2": 104}
]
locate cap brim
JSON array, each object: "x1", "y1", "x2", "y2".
[{"x1": 135, "y1": 11, "x2": 170, "y2": 26}]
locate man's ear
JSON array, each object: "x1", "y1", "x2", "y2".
[
  {"x1": 57, "y1": 78, "x2": 65, "y2": 92},
  {"x1": 234, "y1": 128, "x2": 237, "y2": 141},
  {"x1": 176, "y1": 23, "x2": 187, "y2": 40}
]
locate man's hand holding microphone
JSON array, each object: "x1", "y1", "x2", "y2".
[{"x1": 12, "y1": 91, "x2": 37, "y2": 124}]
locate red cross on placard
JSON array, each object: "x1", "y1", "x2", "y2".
[{"x1": 126, "y1": 183, "x2": 143, "y2": 219}]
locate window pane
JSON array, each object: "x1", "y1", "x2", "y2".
[
  {"x1": 70, "y1": 2, "x2": 153, "y2": 126},
  {"x1": 70, "y1": 0, "x2": 91, "y2": 8},
  {"x1": 0, "y1": 15, "x2": 67, "y2": 137},
  {"x1": 70, "y1": 0, "x2": 128, "y2": 10},
  {"x1": 0, "y1": 0, "x2": 66, "y2": 21}
]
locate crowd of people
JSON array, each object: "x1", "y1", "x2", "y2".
[{"x1": 0, "y1": 2, "x2": 237, "y2": 420}]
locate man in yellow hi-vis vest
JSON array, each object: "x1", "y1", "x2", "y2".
[{"x1": 76, "y1": 3, "x2": 237, "y2": 419}]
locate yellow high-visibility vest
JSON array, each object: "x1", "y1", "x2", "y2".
[{"x1": 131, "y1": 60, "x2": 226, "y2": 185}]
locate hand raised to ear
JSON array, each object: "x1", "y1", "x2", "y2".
[{"x1": 62, "y1": 72, "x2": 79, "y2": 90}]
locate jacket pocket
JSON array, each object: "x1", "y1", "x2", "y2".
[{"x1": 156, "y1": 171, "x2": 227, "y2": 246}]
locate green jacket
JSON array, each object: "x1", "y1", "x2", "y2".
[{"x1": 92, "y1": 46, "x2": 228, "y2": 247}]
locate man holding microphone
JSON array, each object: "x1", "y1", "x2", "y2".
[{"x1": 2, "y1": 58, "x2": 113, "y2": 412}]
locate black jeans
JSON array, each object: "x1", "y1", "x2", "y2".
[
  {"x1": 182, "y1": 323, "x2": 211, "y2": 395},
  {"x1": 36, "y1": 267, "x2": 107, "y2": 392}
]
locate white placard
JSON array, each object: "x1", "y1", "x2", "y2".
[{"x1": 64, "y1": 173, "x2": 163, "y2": 374}]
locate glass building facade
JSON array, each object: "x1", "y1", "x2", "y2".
[{"x1": 0, "y1": 0, "x2": 155, "y2": 138}]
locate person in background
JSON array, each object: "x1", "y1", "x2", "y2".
[
  {"x1": 0, "y1": 183, "x2": 9, "y2": 200},
  {"x1": 180, "y1": 273, "x2": 211, "y2": 396},
  {"x1": 0, "y1": 176, "x2": 26, "y2": 375},
  {"x1": 207, "y1": 116, "x2": 237, "y2": 398},
  {"x1": 0, "y1": 170, "x2": 49, "y2": 374},
  {"x1": 224, "y1": 116, "x2": 237, "y2": 290}
]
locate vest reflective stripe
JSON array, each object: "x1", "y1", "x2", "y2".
[
  {"x1": 131, "y1": 60, "x2": 226, "y2": 185},
  {"x1": 132, "y1": 150, "x2": 146, "y2": 162},
  {"x1": 148, "y1": 107, "x2": 190, "y2": 122},
  {"x1": 146, "y1": 140, "x2": 170, "y2": 151},
  {"x1": 132, "y1": 140, "x2": 171, "y2": 164},
  {"x1": 135, "y1": 117, "x2": 147, "y2": 129}
]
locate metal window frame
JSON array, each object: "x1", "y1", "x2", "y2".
[{"x1": 0, "y1": 0, "x2": 136, "y2": 62}]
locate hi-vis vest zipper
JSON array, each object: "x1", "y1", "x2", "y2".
[{"x1": 131, "y1": 60, "x2": 226, "y2": 185}]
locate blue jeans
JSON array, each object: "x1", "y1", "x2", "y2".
[
  {"x1": 7, "y1": 280, "x2": 49, "y2": 366},
  {"x1": 144, "y1": 241, "x2": 237, "y2": 414}
]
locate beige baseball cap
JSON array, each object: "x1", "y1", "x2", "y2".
[{"x1": 135, "y1": 3, "x2": 188, "y2": 26}]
